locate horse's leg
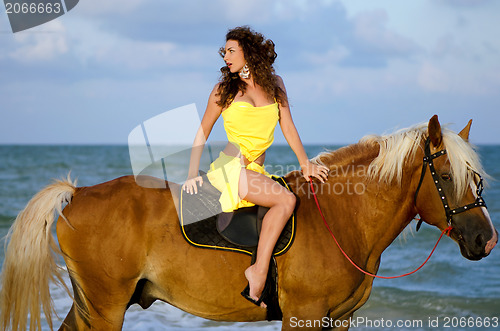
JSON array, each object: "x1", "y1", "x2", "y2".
[
  {"x1": 57, "y1": 270, "x2": 134, "y2": 331},
  {"x1": 59, "y1": 303, "x2": 127, "y2": 331},
  {"x1": 56, "y1": 258, "x2": 136, "y2": 331},
  {"x1": 335, "y1": 314, "x2": 353, "y2": 331},
  {"x1": 58, "y1": 305, "x2": 82, "y2": 331},
  {"x1": 323, "y1": 313, "x2": 353, "y2": 331},
  {"x1": 280, "y1": 300, "x2": 330, "y2": 331},
  {"x1": 281, "y1": 307, "x2": 353, "y2": 331},
  {"x1": 279, "y1": 282, "x2": 369, "y2": 331}
]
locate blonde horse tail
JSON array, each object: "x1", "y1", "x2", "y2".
[{"x1": 0, "y1": 174, "x2": 77, "y2": 331}]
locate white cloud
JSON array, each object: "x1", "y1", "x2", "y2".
[
  {"x1": 33, "y1": 16, "x2": 219, "y2": 74},
  {"x1": 352, "y1": 9, "x2": 418, "y2": 56},
  {"x1": 301, "y1": 45, "x2": 350, "y2": 67},
  {"x1": 416, "y1": 55, "x2": 500, "y2": 96},
  {"x1": 9, "y1": 20, "x2": 68, "y2": 62},
  {"x1": 84, "y1": 37, "x2": 215, "y2": 72},
  {"x1": 432, "y1": 35, "x2": 463, "y2": 59},
  {"x1": 76, "y1": 0, "x2": 145, "y2": 16},
  {"x1": 436, "y1": 0, "x2": 494, "y2": 7},
  {"x1": 417, "y1": 62, "x2": 450, "y2": 93},
  {"x1": 222, "y1": 0, "x2": 273, "y2": 23}
]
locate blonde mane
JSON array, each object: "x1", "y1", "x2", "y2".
[{"x1": 313, "y1": 122, "x2": 487, "y2": 199}]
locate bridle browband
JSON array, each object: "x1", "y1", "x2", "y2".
[{"x1": 414, "y1": 137, "x2": 487, "y2": 232}]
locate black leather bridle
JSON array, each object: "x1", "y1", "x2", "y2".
[{"x1": 414, "y1": 137, "x2": 487, "y2": 231}]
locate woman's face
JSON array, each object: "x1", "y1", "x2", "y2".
[{"x1": 223, "y1": 40, "x2": 246, "y2": 74}]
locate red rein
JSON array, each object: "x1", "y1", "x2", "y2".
[{"x1": 309, "y1": 180, "x2": 453, "y2": 279}]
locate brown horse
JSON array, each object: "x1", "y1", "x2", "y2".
[{"x1": 0, "y1": 115, "x2": 497, "y2": 331}]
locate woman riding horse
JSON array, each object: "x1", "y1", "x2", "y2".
[
  {"x1": 181, "y1": 26, "x2": 329, "y2": 307},
  {"x1": 0, "y1": 29, "x2": 496, "y2": 331}
]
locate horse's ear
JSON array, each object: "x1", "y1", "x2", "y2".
[
  {"x1": 428, "y1": 115, "x2": 442, "y2": 147},
  {"x1": 458, "y1": 119, "x2": 472, "y2": 142}
]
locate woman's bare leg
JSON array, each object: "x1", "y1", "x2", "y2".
[{"x1": 239, "y1": 169, "x2": 296, "y2": 307}]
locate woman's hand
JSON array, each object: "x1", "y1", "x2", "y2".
[
  {"x1": 301, "y1": 160, "x2": 329, "y2": 183},
  {"x1": 182, "y1": 176, "x2": 204, "y2": 194}
]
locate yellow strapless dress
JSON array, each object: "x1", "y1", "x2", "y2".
[{"x1": 207, "y1": 101, "x2": 279, "y2": 212}]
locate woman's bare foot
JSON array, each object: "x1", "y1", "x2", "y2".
[{"x1": 244, "y1": 265, "x2": 268, "y2": 308}]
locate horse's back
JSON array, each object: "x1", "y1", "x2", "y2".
[{"x1": 61, "y1": 175, "x2": 177, "y2": 226}]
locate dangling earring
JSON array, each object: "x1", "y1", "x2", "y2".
[{"x1": 239, "y1": 63, "x2": 250, "y2": 79}]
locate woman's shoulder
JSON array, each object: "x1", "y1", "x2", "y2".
[
  {"x1": 211, "y1": 82, "x2": 221, "y2": 93},
  {"x1": 208, "y1": 83, "x2": 221, "y2": 100},
  {"x1": 205, "y1": 83, "x2": 224, "y2": 114},
  {"x1": 275, "y1": 75, "x2": 285, "y2": 88}
]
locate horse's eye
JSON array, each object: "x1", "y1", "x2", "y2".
[{"x1": 441, "y1": 173, "x2": 452, "y2": 181}]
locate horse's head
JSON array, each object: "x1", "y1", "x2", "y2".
[{"x1": 414, "y1": 115, "x2": 497, "y2": 261}]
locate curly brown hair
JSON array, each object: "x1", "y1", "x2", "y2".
[{"x1": 216, "y1": 26, "x2": 287, "y2": 109}]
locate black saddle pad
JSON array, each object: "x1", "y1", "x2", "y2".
[{"x1": 179, "y1": 175, "x2": 296, "y2": 256}]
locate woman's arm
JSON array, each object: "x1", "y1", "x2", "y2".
[
  {"x1": 277, "y1": 76, "x2": 329, "y2": 183},
  {"x1": 183, "y1": 84, "x2": 222, "y2": 193}
]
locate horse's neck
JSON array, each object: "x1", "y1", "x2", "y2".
[
  {"x1": 302, "y1": 143, "x2": 422, "y2": 269},
  {"x1": 362, "y1": 177, "x2": 419, "y2": 258}
]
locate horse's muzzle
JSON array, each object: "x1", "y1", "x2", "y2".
[
  {"x1": 457, "y1": 229, "x2": 497, "y2": 261},
  {"x1": 485, "y1": 229, "x2": 498, "y2": 256}
]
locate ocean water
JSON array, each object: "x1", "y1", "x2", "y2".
[{"x1": 0, "y1": 144, "x2": 499, "y2": 331}]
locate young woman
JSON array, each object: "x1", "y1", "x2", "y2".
[{"x1": 182, "y1": 26, "x2": 329, "y2": 308}]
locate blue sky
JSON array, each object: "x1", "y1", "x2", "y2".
[{"x1": 1, "y1": 0, "x2": 499, "y2": 145}]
